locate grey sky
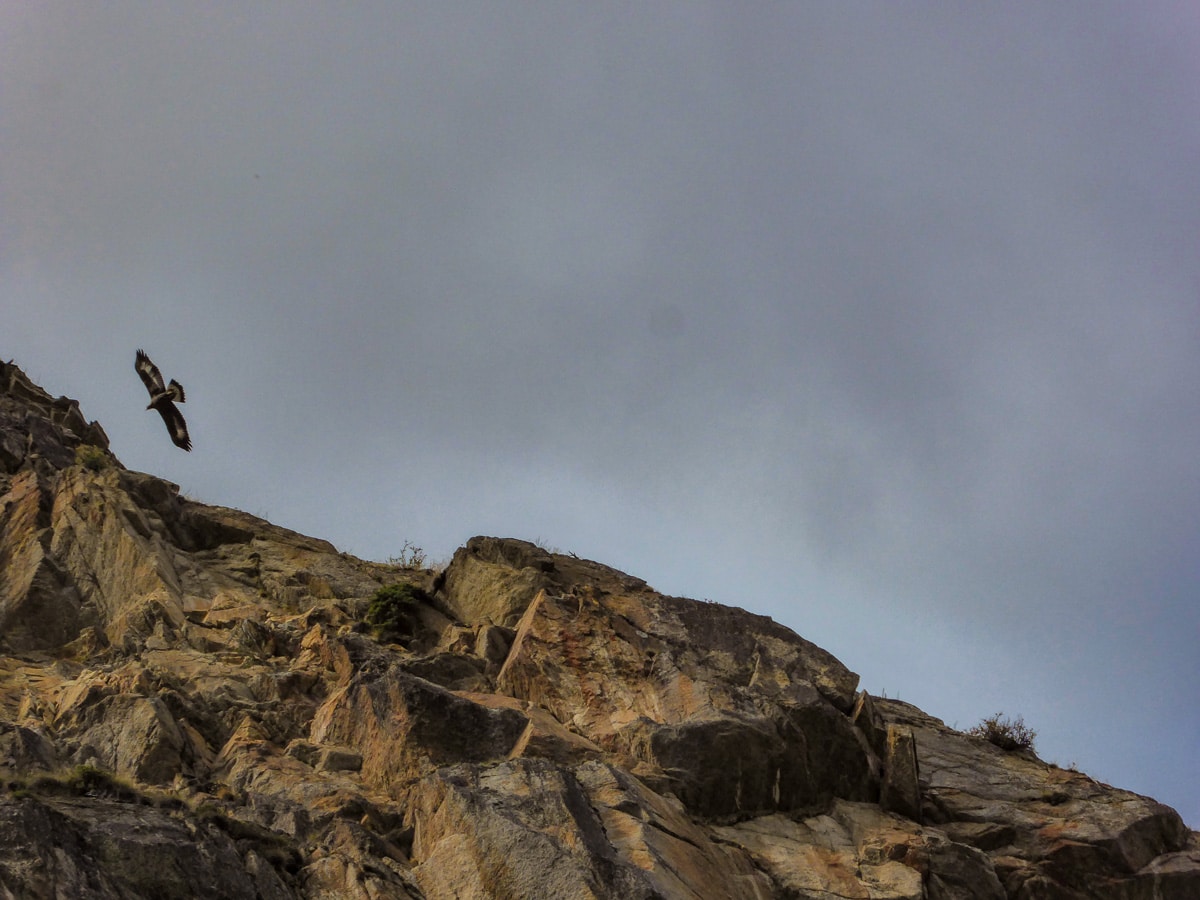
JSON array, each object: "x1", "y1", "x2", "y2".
[{"x1": 4, "y1": 4, "x2": 1197, "y2": 824}]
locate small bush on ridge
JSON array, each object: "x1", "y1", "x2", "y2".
[
  {"x1": 968, "y1": 713, "x2": 1037, "y2": 752},
  {"x1": 386, "y1": 541, "x2": 427, "y2": 569},
  {"x1": 74, "y1": 444, "x2": 110, "y2": 471}
]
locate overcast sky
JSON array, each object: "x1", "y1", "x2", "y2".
[{"x1": 4, "y1": 3, "x2": 1197, "y2": 826}]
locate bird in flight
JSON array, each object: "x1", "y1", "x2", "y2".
[{"x1": 135, "y1": 349, "x2": 191, "y2": 451}]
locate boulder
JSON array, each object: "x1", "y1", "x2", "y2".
[
  {"x1": 881, "y1": 724, "x2": 922, "y2": 822},
  {"x1": 496, "y1": 587, "x2": 874, "y2": 819},
  {"x1": 878, "y1": 697, "x2": 1192, "y2": 896},
  {"x1": 309, "y1": 666, "x2": 527, "y2": 793},
  {"x1": 439, "y1": 537, "x2": 557, "y2": 627},
  {"x1": 715, "y1": 800, "x2": 1004, "y2": 900},
  {"x1": 405, "y1": 758, "x2": 773, "y2": 900},
  {"x1": 0, "y1": 470, "x2": 89, "y2": 651}
]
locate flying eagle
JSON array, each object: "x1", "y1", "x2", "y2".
[{"x1": 135, "y1": 349, "x2": 191, "y2": 451}]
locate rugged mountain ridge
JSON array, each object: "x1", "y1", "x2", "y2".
[{"x1": 1, "y1": 357, "x2": 1196, "y2": 899}]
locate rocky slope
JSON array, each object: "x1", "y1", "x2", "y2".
[{"x1": 0, "y1": 357, "x2": 1197, "y2": 899}]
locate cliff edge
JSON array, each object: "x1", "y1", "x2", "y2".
[{"x1": 1, "y1": 358, "x2": 1197, "y2": 899}]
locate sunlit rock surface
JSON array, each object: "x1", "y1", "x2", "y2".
[{"x1": 1, "y1": 358, "x2": 1197, "y2": 898}]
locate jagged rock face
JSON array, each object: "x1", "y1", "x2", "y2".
[
  {"x1": 0, "y1": 795, "x2": 294, "y2": 899},
  {"x1": 871, "y1": 699, "x2": 1199, "y2": 898},
  {"x1": 493, "y1": 586, "x2": 874, "y2": 820},
  {"x1": 1, "y1": 359, "x2": 1198, "y2": 899}
]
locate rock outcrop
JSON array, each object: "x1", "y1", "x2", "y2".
[{"x1": 1, "y1": 358, "x2": 1197, "y2": 898}]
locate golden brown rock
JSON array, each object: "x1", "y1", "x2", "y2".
[{"x1": 0, "y1": 359, "x2": 1195, "y2": 898}]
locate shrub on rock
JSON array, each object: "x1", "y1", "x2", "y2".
[
  {"x1": 968, "y1": 713, "x2": 1037, "y2": 752},
  {"x1": 364, "y1": 583, "x2": 428, "y2": 642}
]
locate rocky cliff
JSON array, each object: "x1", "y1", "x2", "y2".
[{"x1": 0, "y1": 358, "x2": 1196, "y2": 899}]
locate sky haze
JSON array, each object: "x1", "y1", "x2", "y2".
[{"x1": 3, "y1": 3, "x2": 1197, "y2": 825}]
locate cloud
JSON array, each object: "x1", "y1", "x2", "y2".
[{"x1": 3, "y1": 2, "x2": 1198, "y2": 824}]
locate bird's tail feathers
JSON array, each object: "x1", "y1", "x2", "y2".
[{"x1": 168, "y1": 380, "x2": 186, "y2": 403}]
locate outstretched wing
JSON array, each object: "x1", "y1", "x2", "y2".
[
  {"x1": 135, "y1": 349, "x2": 166, "y2": 396},
  {"x1": 156, "y1": 402, "x2": 192, "y2": 451}
]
